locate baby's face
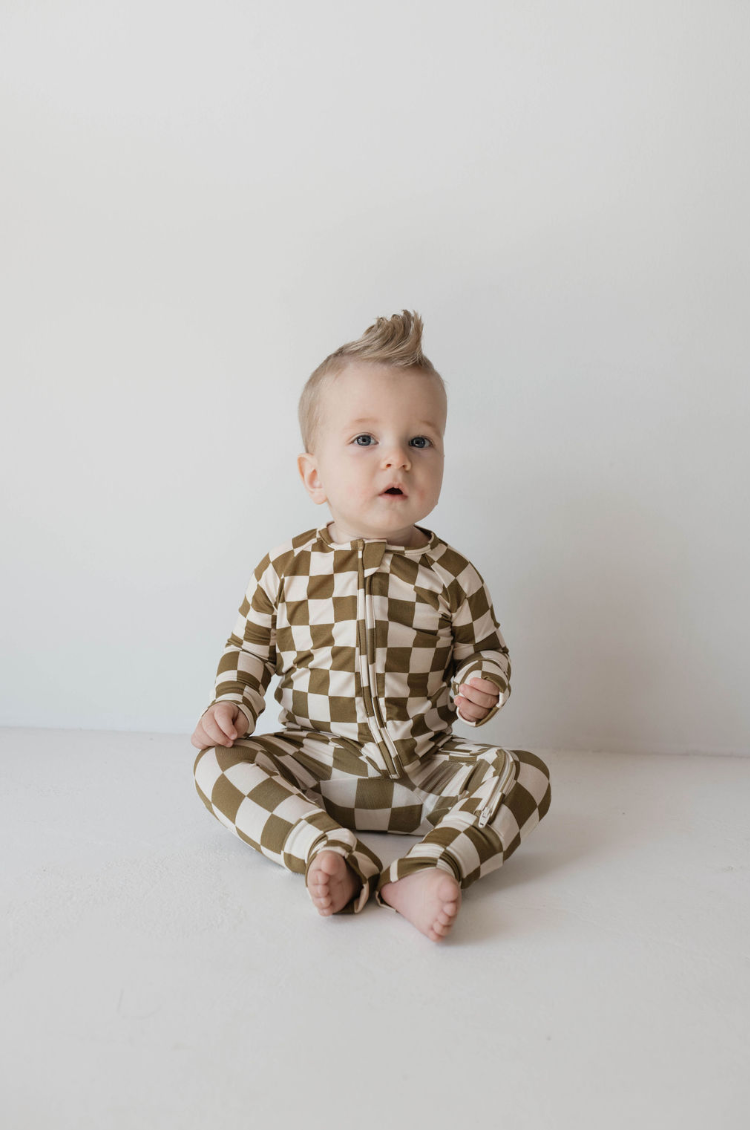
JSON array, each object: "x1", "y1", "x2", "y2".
[{"x1": 299, "y1": 362, "x2": 446, "y2": 542}]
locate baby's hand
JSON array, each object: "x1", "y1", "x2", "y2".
[
  {"x1": 191, "y1": 702, "x2": 250, "y2": 750},
  {"x1": 455, "y1": 677, "x2": 500, "y2": 723}
]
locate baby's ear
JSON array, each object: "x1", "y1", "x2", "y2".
[{"x1": 297, "y1": 452, "x2": 327, "y2": 503}]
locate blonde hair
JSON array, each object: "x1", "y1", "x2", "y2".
[{"x1": 298, "y1": 309, "x2": 447, "y2": 454}]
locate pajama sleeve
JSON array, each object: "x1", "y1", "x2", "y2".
[
  {"x1": 203, "y1": 549, "x2": 281, "y2": 736},
  {"x1": 449, "y1": 560, "x2": 511, "y2": 728}
]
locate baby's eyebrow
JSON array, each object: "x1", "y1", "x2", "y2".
[{"x1": 344, "y1": 417, "x2": 441, "y2": 431}]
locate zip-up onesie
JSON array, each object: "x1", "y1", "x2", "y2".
[{"x1": 193, "y1": 521, "x2": 552, "y2": 914}]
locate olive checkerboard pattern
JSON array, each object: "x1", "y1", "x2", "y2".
[
  {"x1": 203, "y1": 521, "x2": 513, "y2": 779},
  {"x1": 193, "y1": 522, "x2": 551, "y2": 911},
  {"x1": 193, "y1": 728, "x2": 552, "y2": 913}
]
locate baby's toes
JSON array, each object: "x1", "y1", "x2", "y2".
[
  {"x1": 308, "y1": 874, "x2": 331, "y2": 905},
  {"x1": 309, "y1": 863, "x2": 329, "y2": 886}
]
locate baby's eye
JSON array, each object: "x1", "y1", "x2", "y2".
[{"x1": 352, "y1": 434, "x2": 432, "y2": 448}]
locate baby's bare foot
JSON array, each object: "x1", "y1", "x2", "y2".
[
  {"x1": 380, "y1": 868, "x2": 462, "y2": 942},
  {"x1": 307, "y1": 850, "x2": 361, "y2": 916}
]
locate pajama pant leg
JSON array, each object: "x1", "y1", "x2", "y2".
[
  {"x1": 193, "y1": 730, "x2": 551, "y2": 916},
  {"x1": 372, "y1": 740, "x2": 552, "y2": 911},
  {"x1": 193, "y1": 731, "x2": 384, "y2": 915}
]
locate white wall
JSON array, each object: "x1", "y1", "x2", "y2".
[{"x1": 1, "y1": 0, "x2": 748, "y2": 755}]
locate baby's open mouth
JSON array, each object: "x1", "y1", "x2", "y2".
[{"x1": 381, "y1": 487, "x2": 406, "y2": 496}]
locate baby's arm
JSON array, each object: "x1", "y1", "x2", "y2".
[
  {"x1": 449, "y1": 561, "x2": 511, "y2": 728},
  {"x1": 191, "y1": 549, "x2": 281, "y2": 749}
]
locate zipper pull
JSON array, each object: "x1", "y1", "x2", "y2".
[
  {"x1": 477, "y1": 755, "x2": 513, "y2": 828},
  {"x1": 477, "y1": 790, "x2": 498, "y2": 828},
  {"x1": 481, "y1": 763, "x2": 510, "y2": 827}
]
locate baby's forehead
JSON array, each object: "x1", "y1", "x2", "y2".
[
  {"x1": 335, "y1": 371, "x2": 443, "y2": 412},
  {"x1": 337, "y1": 401, "x2": 443, "y2": 430}
]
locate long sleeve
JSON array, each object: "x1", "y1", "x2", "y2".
[
  {"x1": 449, "y1": 560, "x2": 511, "y2": 728},
  {"x1": 203, "y1": 549, "x2": 281, "y2": 736}
]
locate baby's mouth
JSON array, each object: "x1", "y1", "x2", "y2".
[{"x1": 381, "y1": 487, "x2": 407, "y2": 498}]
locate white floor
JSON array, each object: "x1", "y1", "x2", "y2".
[{"x1": 1, "y1": 728, "x2": 748, "y2": 1130}]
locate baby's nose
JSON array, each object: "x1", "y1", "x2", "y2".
[{"x1": 384, "y1": 445, "x2": 411, "y2": 465}]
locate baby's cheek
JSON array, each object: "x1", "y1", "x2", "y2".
[{"x1": 350, "y1": 482, "x2": 371, "y2": 505}]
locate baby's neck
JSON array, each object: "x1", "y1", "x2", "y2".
[{"x1": 328, "y1": 521, "x2": 429, "y2": 549}]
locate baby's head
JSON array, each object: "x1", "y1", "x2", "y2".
[{"x1": 297, "y1": 310, "x2": 448, "y2": 545}]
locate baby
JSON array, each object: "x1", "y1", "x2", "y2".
[{"x1": 191, "y1": 310, "x2": 551, "y2": 942}]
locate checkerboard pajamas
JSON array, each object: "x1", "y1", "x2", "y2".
[{"x1": 193, "y1": 521, "x2": 551, "y2": 913}]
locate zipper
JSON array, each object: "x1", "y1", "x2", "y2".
[
  {"x1": 355, "y1": 542, "x2": 402, "y2": 779},
  {"x1": 477, "y1": 748, "x2": 518, "y2": 828}
]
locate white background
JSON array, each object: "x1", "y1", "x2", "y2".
[{"x1": 1, "y1": 0, "x2": 748, "y2": 755}]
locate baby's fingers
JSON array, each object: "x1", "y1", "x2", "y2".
[
  {"x1": 214, "y1": 702, "x2": 241, "y2": 740},
  {"x1": 456, "y1": 698, "x2": 486, "y2": 722},
  {"x1": 232, "y1": 710, "x2": 250, "y2": 738},
  {"x1": 191, "y1": 722, "x2": 219, "y2": 750},
  {"x1": 459, "y1": 679, "x2": 500, "y2": 707},
  {"x1": 200, "y1": 712, "x2": 235, "y2": 748}
]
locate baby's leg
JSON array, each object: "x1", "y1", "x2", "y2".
[
  {"x1": 377, "y1": 745, "x2": 552, "y2": 939},
  {"x1": 193, "y1": 732, "x2": 383, "y2": 915}
]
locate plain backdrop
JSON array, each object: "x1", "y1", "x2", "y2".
[{"x1": 1, "y1": 0, "x2": 748, "y2": 756}]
